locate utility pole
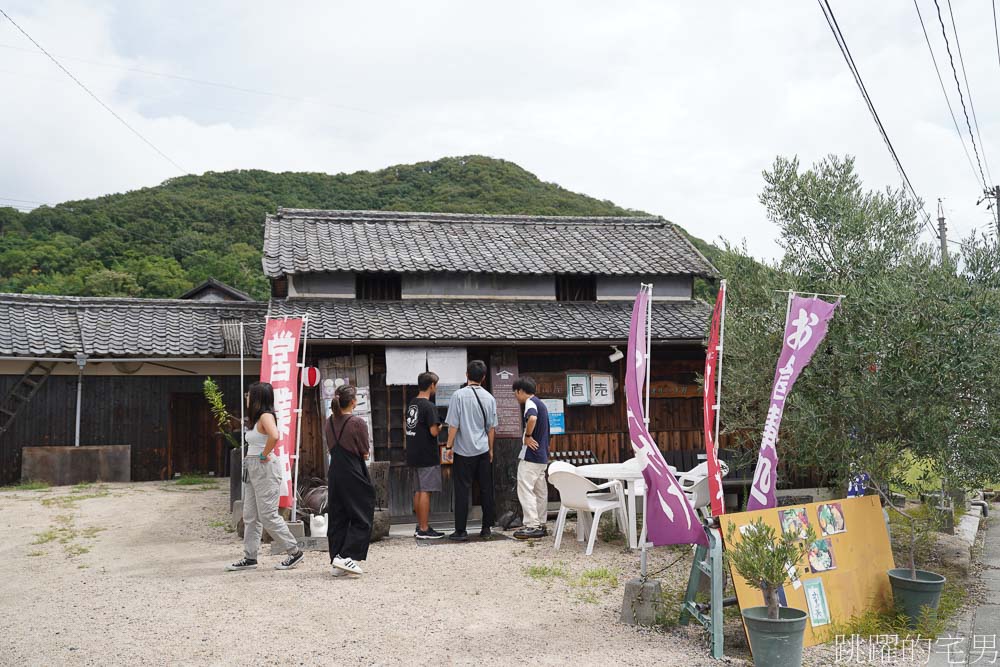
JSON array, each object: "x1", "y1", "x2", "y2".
[
  {"x1": 977, "y1": 186, "x2": 1000, "y2": 237},
  {"x1": 937, "y1": 199, "x2": 947, "y2": 260}
]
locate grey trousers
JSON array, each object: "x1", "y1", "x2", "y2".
[{"x1": 243, "y1": 456, "x2": 299, "y2": 559}]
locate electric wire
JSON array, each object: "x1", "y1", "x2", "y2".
[
  {"x1": 816, "y1": 0, "x2": 940, "y2": 241},
  {"x1": 931, "y1": 0, "x2": 989, "y2": 188},
  {"x1": 944, "y1": 0, "x2": 992, "y2": 185},
  {"x1": 0, "y1": 8, "x2": 187, "y2": 174},
  {"x1": 912, "y1": 0, "x2": 984, "y2": 189}
]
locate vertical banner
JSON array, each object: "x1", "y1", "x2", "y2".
[
  {"x1": 627, "y1": 288, "x2": 707, "y2": 547},
  {"x1": 703, "y1": 281, "x2": 726, "y2": 516},
  {"x1": 747, "y1": 295, "x2": 838, "y2": 511},
  {"x1": 260, "y1": 318, "x2": 303, "y2": 509}
]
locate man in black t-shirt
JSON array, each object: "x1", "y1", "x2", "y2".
[{"x1": 406, "y1": 371, "x2": 444, "y2": 539}]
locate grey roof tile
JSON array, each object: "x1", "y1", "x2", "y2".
[{"x1": 262, "y1": 209, "x2": 718, "y2": 279}]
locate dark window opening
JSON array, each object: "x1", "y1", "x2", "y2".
[
  {"x1": 271, "y1": 276, "x2": 288, "y2": 299},
  {"x1": 555, "y1": 275, "x2": 597, "y2": 301},
  {"x1": 356, "y1": 273, "x2": 402, "y2": 300}
]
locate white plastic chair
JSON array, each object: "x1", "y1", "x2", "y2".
[
  {"x1": 549, "y1": 470, "x2": 627, "y2": 556},
  {"x1": 636, "y1": 460, "x2": 731, "y2": 543}
]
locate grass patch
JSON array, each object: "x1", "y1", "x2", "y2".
[
  {"x1": 65, "y1": 544, "x2": 90, "y2": 557},
  {"x1": 526, "y1": 564, "x2": 568, "y2": 580},
  {"x1": 0, "y1": 480, "x2": 50, "y2": 492},
  {"x1": 578, "y1": 567, "x2": 619, "y2": 587},
  {"x1": 71, "y1": 482, "x2": 94, "y2": 493},
  {"x1": 174, "y1": 474, "x2": 215, "y2": 486},
  {"x1": 32, "y1": 530, "x2": 58, "y2": 545},
  {"x1": 27, "y1": 550, "x2": 45, "y2": 557},
  {"x1": 81, "y1": 527, "x2": 104, "y2": 539},
  {"x1": 209, "y1": 519, "x2": 229, "y2": 528},
  {"x1": 41, "y1": 487, "x2": 109, "y2": 508}
]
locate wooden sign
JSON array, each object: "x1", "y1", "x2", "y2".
[
  {"x1": 650, "y1": 380, "x2": 702, "y2": 398},
  {"x1": 490, "y1": 352, "x2": 522, "y2": 438},
  {"x1": 719, "y1": 495, "x2": 894, "y2": 648}
]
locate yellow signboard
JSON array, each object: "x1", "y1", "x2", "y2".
[{"x1": 719, "y1": 495, "x2": 895, "y2": 647}]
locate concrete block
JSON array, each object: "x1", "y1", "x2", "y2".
[
  {"x1": 287, "y1": 521, "x2": 305, "y2": 540},
  {"x1": 956, "y1": 510, "x2": 982, "y2": 549},
  {"x1": 972, "y1": 604, "x2": 1000, "y2": 639},
  {"x1": 620, "y1": 578, "x2": 662, "y2": 626},
  {"x1": 22, "y1": 445, "x2": 131, "y2": 485},
  {"x1": 272, "y1": 536, "x2": 328, "y2": 555},
  {"x1": 371, "y1": 509, "x2": 390, "y2": 542}
]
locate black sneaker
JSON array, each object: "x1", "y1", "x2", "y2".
[
  {"x1": 416, "y1": 528, "x2": 445, "y2": 540},
  {"x1": 514, "y1": 527, "x2": 545, "y2": 540},
  {"x1": 225, "y1": 557, "x2": 257, "y2": 572},
  {"x1": 275, "y1": 550, "x2": 304, "y2": 570},
  {"x1": 448, "y1": 531, "x2": 469, "y2": 542},
  {"x1": 479, "y1": 527, "x2": 493, "y2": 540}
]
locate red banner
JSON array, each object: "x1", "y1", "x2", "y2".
[
  {"x1": 704, "y1": 282, "x2": 726, "y2": 516},
  {"x1": 260, "y1": 318, "x2": 303, "y2": 509}
]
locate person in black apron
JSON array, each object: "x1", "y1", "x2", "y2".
[{"x1": 325, "y1": 385, "x2": 375, "y2": 576}]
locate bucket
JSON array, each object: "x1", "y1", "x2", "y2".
[
  {"x1": 310, "y1": 514, "x2": 328, "y2": 538},
  {"x1": 888, "y1": 568, "x2": 946, "y2": 627},
  {"x1": 742, "y1": 606, "x2": 808, "y2": 667}
]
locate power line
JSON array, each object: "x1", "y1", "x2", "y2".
[
  {"x1": 993, "y1": 0, "x2": 1000, "y2": 72},
  {"x1": 0, "y1": 8, "x2": 187, "y2": 174},
  {"x1": 911, "y1": 0, "x2": 983, "y2": 189},
  {"x1": 944, "y1": 0, "x2": 992, "y2": 184},
  {"x1": 931, "y1": 0, "x2": 989, "y2": 188},
  {"x1": 816, "y1": 0, "x2": 939, "y2": 241}
]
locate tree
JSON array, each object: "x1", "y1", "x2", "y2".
[{"x1": 719, "y1": 155, "x2": 1000, "y2": 493}]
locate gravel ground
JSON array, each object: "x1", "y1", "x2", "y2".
[{"x1": 0, "y1": 480, "x2": 923, "y2": 666}]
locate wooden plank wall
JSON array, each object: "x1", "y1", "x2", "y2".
[{"x1": 0, "y1": 373, "x2": 246, "y2": 485}]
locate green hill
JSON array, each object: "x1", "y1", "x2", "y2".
[{"x1": 0, "y1": 155, "x2": 716, "y2": 300}]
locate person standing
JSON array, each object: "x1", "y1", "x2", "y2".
[
  {"x1": 325, "y1": 385, "x2": 376, "y2": 576},
  {"x1": 406, "y1": 371, "x2": 445, "y2": 539},
  {"x1": 512, "y1": 377, "x2": 550, "y2": 540},
  {"x1": 444, "y1": 360, "x2": 497, "y2": 541},
  {"x1": 226, "y1": 382, "x2": 304, "y2": 572}
]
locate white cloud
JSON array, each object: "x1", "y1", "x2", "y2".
[{"x1": 2, "y1": 0, "x2": 998, "y2": 258}]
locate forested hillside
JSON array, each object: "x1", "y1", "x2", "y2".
[{"x1": 0, "y1": 156, "x2": 716, "y2": 300}]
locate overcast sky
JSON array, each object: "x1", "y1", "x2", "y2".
[{"x1": 3, "y1": 1, "x2": 999, "y2": 259}]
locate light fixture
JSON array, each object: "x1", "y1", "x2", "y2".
[{"x1": 608, "y1": 345, "x2": 624, "y2": 363}]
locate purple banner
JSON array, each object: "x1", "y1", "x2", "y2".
[
  {"x1": 626, "y1": 289, "x2": 707, "y2": 547},
  {"x1": 746, "y1": 295, "x2": 839, "y2": 511}
]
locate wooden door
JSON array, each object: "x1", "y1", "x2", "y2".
[{"x1": 168, "y1": 393, "x2": 220, "y2": 477}]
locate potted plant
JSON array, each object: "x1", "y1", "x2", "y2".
[
  {"x1": 868, "y1": 481, "x2": 947, "y2": 627},
  {"x1": 725, "y1": 517, "x2": 816, "y2": 667}
]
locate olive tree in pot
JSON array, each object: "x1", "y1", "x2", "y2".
[
  {"x1": 725, "y1": 517, "x2": 816, "y2": 667},
  {"x1": 867, "y1": 481, "x2": 946, "y2": 627}
]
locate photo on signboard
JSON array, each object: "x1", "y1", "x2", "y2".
[
  {"x1": 803, "y1": 578, "x2": 831, "y2": 627},
  {"x1": 779, "y1": 507, "x2": 812, "y2": 540},
  {"x1": 817, "y1": 502, "x2": 847, "y2": 536},
  {"x1": 807, "y1": 538, "x2": 837, "y2": 572}
]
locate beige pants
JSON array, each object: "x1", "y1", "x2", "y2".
[
  {"x1": 243, "y1": 456, "x2": 299, "y2": 560},
  {"x1": 517, "y1": 460, "x2": 549, "y2": 529}
]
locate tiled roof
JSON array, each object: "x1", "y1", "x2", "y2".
[
  {"x1": 268, "y1": 298, "x2": 711, "y2": 342},
  {"x1": 178, "y1": 278, "x2": 254, "y2": 302},
  {"x1": 0, "y1": 293, "x2": 265, "y2": 358},
  {"x1": 262, "y1": 209, "x2": 718, "y2": 279}
]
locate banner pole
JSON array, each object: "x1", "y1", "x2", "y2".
[
  {"x1": 239, "y1": 320, "x2": 246, "y2": 507},
  {"x1": 644, "y1": 284, "x2": 652, "y2": 426},
  {"x1": 291, "y1": 316, "x2": 309, "y2": 523},
  {"x1": 713, "y1": 280, "x2": 727, "y2": 454}
]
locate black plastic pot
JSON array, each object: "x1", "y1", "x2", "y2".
[
  {"x1": 888, "y1": 568, "x2": 946, "y2": 627},
  {"x1": 742, "y1": 606, "x2": 807, "y2": 667}
]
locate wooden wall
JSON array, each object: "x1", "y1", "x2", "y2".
[{"x1": 0, "y1": 374, "x2": 246, "y2": 485}]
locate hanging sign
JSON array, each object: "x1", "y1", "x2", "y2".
[
  {"x1": 704, "y1": 280, "x2": 726, "y2": 516},
  {"x1": 626, "y1": 288, "x2": 707, "y2": 547},
  {"x1": 542, "y1": 398, "x2": 565, "y2": 435},
  {"x1": 566, "y1": 373, "x2": 591, "y2": 406},
  {"x1": 302, "y1": 366, "x2": 321, "y2": 387},
  {"x1": 260, "y1": 318, "x2": 303, "y2": 509},
  {"x1": 589, "y1": 373, "x2": 614, "y2": 406},
  {"x1": 747, "y1": 295, "x2": 839, "y2": 511},
  {"x1": 493, "y1": 365, "x2": 522, "y2": 438}
]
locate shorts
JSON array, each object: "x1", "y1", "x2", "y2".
[{"x1": 411, "y1": 465, "x2": 442, "y2": 493}]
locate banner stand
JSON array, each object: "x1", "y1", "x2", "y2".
[
  {"x1": 239, "y1": 321, "x2": 245, "y2": 509},
  {"x1": 291, "y1": 316, "x2": 309, "y2": 523}
]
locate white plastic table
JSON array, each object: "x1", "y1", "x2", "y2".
[{"x1": 576, "y1": 462, "x2": 673, "y2": 550}]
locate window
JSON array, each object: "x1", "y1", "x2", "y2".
[
  {"x1": 356, "y1": 273, "x2": 402, "y2": 300},
  {"x1": 271, "y1": 276, "x2": 288, "y2": 299},
  {"x1": 555, "y1": 275, "x2": 597, "y2": 301}
]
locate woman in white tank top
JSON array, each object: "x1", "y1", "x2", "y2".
[{"x1": 225, "y1": 382, "x2": 304, "y2": 572}]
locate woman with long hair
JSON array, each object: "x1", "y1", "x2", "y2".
[
  {"x1": 225, "y1": 381, "x2": 304, "y2": 572},
  {"x1": 325, "y1": 384, "x2": 375, "y2": 576}
]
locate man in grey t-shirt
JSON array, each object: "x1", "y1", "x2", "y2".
[{"x1": 444, "y1": 359, "x2": 497, "y2": 541}]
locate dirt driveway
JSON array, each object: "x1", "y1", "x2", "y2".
[{"x1": 0, "y1": 480, "x2": 745, "y2": 666}]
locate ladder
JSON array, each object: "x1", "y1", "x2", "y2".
[
  {"x1": 679, "y1": 525, "x2": 733, "y2": 660},
  {"x1": 0, "y1": 361, "x2": 57, "y2": 435}
]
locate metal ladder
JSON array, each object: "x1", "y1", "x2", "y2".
[
  {"x1": 0, "y1": 361, "x2": 57, "y2": 435},
  {"x1": 679, "y1": 525, "x2": 733, "y2": 660}
]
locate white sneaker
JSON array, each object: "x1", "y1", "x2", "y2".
[
  {"x1": 332, "y1": 555, "x2": 363, "y2": 575},
  {"x1": 331, "y1": 566, "x2": 348, "y2": 577}
]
